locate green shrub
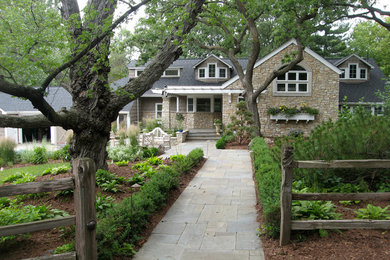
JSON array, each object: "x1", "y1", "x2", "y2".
[
  {"x1": 114, "y1": 160, "x2": 129, "y2": 167},
  {"x1": 292, "y1": 200, "x2": 341, "y2": 220},
  {"x1": 216, "y1": 137, "x2": 226, "y2": 149},
  {"x1": 96, "y1": 148, "x2": 203, "y2": 259},
  {"x1": 141, "y1": 147, "x2": 159, "y2": 158},
  {"x1": 42, "y1": 165, "x2": 71, "y2": 176},
  {"x1": 96, "y1": 193, "x2": 115, "y2": 214},
  {"x1": 169, "y1": 154, "x2": 185, "y2": 161},
  {"x1": 355, "y1": 204, "x2": 390, "y2": 220},
  {"x1": 12, "y1": 172, "x2": 36, "y2": 184},
  {"x1": 187, "y1": 148, "x2": 204, "y2": 166},
  {"x1": 0, "y1": 138, "x2": 16, "y2": 166},
  {"x1": 19, "y1": 149, "x2": 35, "y2": 163},
  {"x1": 3, "y1": 172, "x2": 24, "y2": 183},
  {"x1": 51, "y1": 145, "x2": 71, "y2": 161},
  {"x1": 250, "y1": 137, "x2": 281, "y2": 238},
  {"x1": 226, "y1": 101, "x2": 256, "y2": 144},
  {"x1": 107, "y1": 145, "x2": 139, "y2": 162},
  {"x1": 146, "y1": 157, "x2": 163, "y2": 166},
  {"x1": 54, "y1": 242, "x2": 74, "y2": 254},
  {"x1": 128, "y1": 173, "x2": 145, "y2": 186},
  {"x1": 96, "y1": 169, "x2": 122, "y2": 193},
  {"x1": 32, "y1": 147, "x2": 48, "y2": 164}
]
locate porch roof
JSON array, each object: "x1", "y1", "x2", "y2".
[{"x1": 161, "y1": 86, "x2": 244, "y2": 95}]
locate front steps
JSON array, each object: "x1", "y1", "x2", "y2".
[{"x1": 186, "y1": 129, "x2": 220, "y2": 141}]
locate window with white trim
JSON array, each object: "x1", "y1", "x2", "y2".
[
  {"x1": 199, "y1": 68, "x2": 206, "y2": 78},
  {"x1": 349, "y1": 64, "x2": 357, "y2": 78},
  {"x1": 339, "y1": 63, "x2": 368, "y2": 80},
  {"x1": 237, "y1": 94, "x2": 245, "y2": 102},
  {"x1": 208, "y1": 64, "x2": 216, "y2": 78},
  {"x1": 198, "y1": 63, "x2": 228, "y2": 79},
  {"x1": 187, "y1": 98, "x2": 194, "y2": 112},
  {"x1": 155, "y1": 103, "x2": 163, "y2": 119},
  {"x1": 162, "y1": 68, "x2": 180, "y2": 77},
  {"x1": 275, "y1": 65, "x2": 309, "y2": 94}
]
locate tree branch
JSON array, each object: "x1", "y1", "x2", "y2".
[
  {"x1": 254, "y1": 40, "x2": 304, "y2": 97},
  {"x1": 112, "y1": 0, "x2": 206, "y2": 110},
  {"x1": 0, "y1": 111, "x2": 72, "y2": 129},
  {"x1": 42, "y1": 0, "x2": 151, "y2": 92}
]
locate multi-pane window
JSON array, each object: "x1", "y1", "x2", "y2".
[
  {"x1": 214, "y1": 98, "x2": 222, "y2": 112},
  {"x1": 199, "y1": 68, "x2": 205, "y2": 78},
  {"x1": 155, "y1": 103, "x2": 163, "y2": 119},
  {"x1": 340, "y1": 69, "x2": 345, "y2": 79},
  {"x1": 349, "y1": 64, "x2": 357, "y2": 78},
  {"x1": 219, "y1": 68, "x2": 226, "y2": 78},
  {"x1": 208, "y1": 64, "x2": 216, "y2": 78},
  {"x1": 360, "y1": 68, "x2": 367, "y2": 79},
  {"x1": 197, "y1": 98, "x2": 211, "y2": 112},
  {"x1": 163, "y1": 69, "x2": 180, "y2": 77},
  {"x1": 187, "y1": 98, "x2": 194, "y2": 112},
  {"x1": 276, "y1": 65, "x2": 308, "y2": 93}
]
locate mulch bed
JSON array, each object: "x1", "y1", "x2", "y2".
[
  {"x1": 0, "y1": 158, "x2": 206, "y2": 260},
  {"x1": 225, "y1": 141, "x2": 250, "y2": 150}
]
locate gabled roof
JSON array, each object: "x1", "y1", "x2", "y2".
[
  {"x1": 0, "y1": 87, "x2": 72, "y2": 113},
  {"x1": 326, "y1": 58, "x2": 386, "y2": 103},
  {"x1": 222, "y1": 39, "x2": 342, "y2": 88},
  {"x1": 334, "y1": 54, "x2": 375, "y2": 69},
  {"x1": 192, "y1": 54, "x2": 233, "y2": 69}
]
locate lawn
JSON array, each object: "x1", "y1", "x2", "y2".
[{"x1": 0, "y1": 162, "x2": 70, "y2": 184}]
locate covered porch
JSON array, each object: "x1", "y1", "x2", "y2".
[{"x1": 158, "y1": 86, "x2": 243, "y2": 130}]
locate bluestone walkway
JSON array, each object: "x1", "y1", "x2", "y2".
[{"x1": 134, "y1": 141, "x2": 265, "y2": 260}]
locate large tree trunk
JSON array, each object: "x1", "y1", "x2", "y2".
[
  {"x1": 69, "y1": 126, "x2": 111, "y2": 170},
  {"x1": 247, "y1": 93, "x2": 261, "y2": 137}
]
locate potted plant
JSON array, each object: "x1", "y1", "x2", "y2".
[
  {"x1": 214, "y1": 119, "x2": 222, "y2": 135},
  {"x1": 176, "y1": 113, "x2": 185, "y2": 132}
]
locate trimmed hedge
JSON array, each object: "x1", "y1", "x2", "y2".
[
  {"x1": 250, "y1": 137, "x2": 281, "y2": 238},
  {"x1": 215, "y1": 137, "x2": 226, "y2": 149},
  {"x1": 97, "y1": 148, "x2": 204, "y2": 259}
]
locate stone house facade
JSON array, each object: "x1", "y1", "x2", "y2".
[{"x1": 1, "y1": 40, "x2": 386, "y2": 143}]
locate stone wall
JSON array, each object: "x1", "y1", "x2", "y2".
[{"x1": 224, "y1": 44, "x2": 339, "y2": 137}]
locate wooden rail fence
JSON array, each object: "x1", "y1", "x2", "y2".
[
  {"x1": 0, "y1": 158, "x2": 97, "y2": 260},
  {"x1": 280, "y1": 145, "x2": 390, "y2": 246}
]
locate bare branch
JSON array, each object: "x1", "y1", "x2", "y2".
[{"x1": 42, "y1": 0, "x2": 151, "y2": 92}]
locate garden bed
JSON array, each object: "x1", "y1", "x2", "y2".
[
  {"x1": 0, "y1": 156, "x2": 206, "y2": 259},
  {"x1": 259, "y1": 200, "x2": 390, "y2": 259}
]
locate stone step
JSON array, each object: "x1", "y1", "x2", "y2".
[{"x1": 186, "y1": 136, "x2": 220, "y2": 140}]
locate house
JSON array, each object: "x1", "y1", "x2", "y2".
[
  {"x1": 0, "y1": 39, "x2": 387, "y2": 144},
  {"x1": 123, "y1": 39, "x2": 386, "y2": 137}
]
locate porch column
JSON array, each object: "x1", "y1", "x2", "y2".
[{"x1": 162, "y1": 97, "x2": 171, "y2": 129}]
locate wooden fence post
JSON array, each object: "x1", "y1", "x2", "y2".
[
  {"x1": 73, "y1": 158, "x2": 97, "y2": 260},
  {"x1": 280, "y1": 145, "x2": 294, "y2": 246}
]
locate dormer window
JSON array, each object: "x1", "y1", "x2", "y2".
[
  {"x1": 208, "y1": 64, "x2": 216, "y2": 78},
  {"x1": 198, "y1": 63, "x2": 228, "y2": 79},
  {"x1": 349, "y1": 64, "x2": 357, "y2": 78},
  {"x1": 340, "y1": 63, "x2": 368, "y2": 80},
  {"x1": 162, "y1": 68, "x2": 180, "y2": 77}
]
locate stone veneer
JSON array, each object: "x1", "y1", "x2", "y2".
[{"x1": 224, "y1": 44, "x2": 339, "y2": 137}]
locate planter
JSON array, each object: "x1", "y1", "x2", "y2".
[
  {"x1": 214, "y1": 123, "x2": 222, "y2": 135},
  {"x1": 270, "y1": 113, "x2": 315, "y2": 123}
]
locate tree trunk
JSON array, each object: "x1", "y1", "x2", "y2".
[
  {"x1": 69, "y1": 123, "x2": 111, "y2": 171},
  {"x1": 247, "y1": 93, "x2": 261, "y2": 137}
]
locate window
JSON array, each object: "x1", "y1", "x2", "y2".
[
  {"x1": 198, "y1": 64, "x2": 228, "y2": 79},
  {"x1": 360, "y1": 68, "x2": 367, "y2": 79},
  {"x1": 198, "y1": 68, "x2": 205, "y2": 78},
  {"x1": 187, "y1": 98, "x2": 194, "y2": 112},
  {"x1": 136, "y1": 70, "x2": 144, "y2": 77},
  {"x1": 340, "y1": 63, "x2": 369, "y2": 80},
  {"x1": 208, "y1": 64, "x2": 216, "y2": 78},
  {"x1": 340, "y1": 68, "x2": 345, "y2": 79},
  {"x1": 349, "y1": 64, "x2": 357, "y2": 78},
  {"x1": 214, "y1": 98, "x2": 222, "y2": 112},
  {"x1": 219, "y1": 68, "x2": 227, "y2": 78},
  {"x1": 197, "y1": 98, "x2": 211, "y2": 112},
  {"x1": 163, "y1": 69, "x2": 180, "y2": 77},
  {"x1": 237, "y1": 94, "x2": 245, "y2": 102},
  {"x1": 275, "y1": 65, "x2": 309, "y2": 95},
  {"x1": 155, "y1": 103, "x2": 163, "y2": 119}
]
